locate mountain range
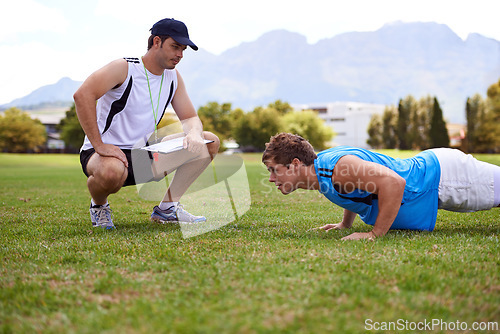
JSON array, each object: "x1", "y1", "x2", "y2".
[{"x1": 2, "y1": 21, "x2": 499, "y2": 123}]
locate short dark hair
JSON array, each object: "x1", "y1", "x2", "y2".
[
  {"x1": 262, "y1": 133, "x2": 317, "y2": 166},
  {"x1": 147, "y1": 35, "x2": 170, "y2": 50}
]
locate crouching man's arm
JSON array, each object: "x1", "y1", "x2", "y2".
[{"x1": 171, "y1": 70, "x2": 206, "y2": 153}]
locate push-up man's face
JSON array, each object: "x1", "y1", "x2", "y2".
[{"x1": 265, "y1": 159, "x2": 300, "y2": 195}]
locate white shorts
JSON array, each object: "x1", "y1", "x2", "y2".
[{"x1": 430, "y1": 148, "x2": 498, "y2": 212}]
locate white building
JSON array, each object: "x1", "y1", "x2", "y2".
[
  {"x1": 294, "y1": 102, "x2": 386, "y2": 148},
  {"x1": 30, "y1": 112, "x2": 67, "y2": 151}
]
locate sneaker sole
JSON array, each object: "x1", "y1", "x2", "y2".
[
  {"x1": 150, "y1": 215, "x2": 178, "y2": 224},
  {"x1": 92, "y1": 224, "x2": 115, "y2": 229},
  {"x1": 150, "y1": 216, "x2": 206, "y2": 224}
]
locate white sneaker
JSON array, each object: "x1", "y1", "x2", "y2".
[
  {"x1": 89, "y1": 203, "x2": 115, "y2": 230},
  {"x1": 151, "y1": 203, "x2": 206, "y2": 223}
]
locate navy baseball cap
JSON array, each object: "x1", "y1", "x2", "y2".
[{"x1": 150, "y1": 18, "x2": 198, "y2": 51}]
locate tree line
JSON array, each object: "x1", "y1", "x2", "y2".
[
  {"x1": 366, "y1": 96, "x2": 449, "y2": 150},
  {"x1": 0, "y1": 100, "x2": 334, "y2": 153},
  {"x1": 196, "y1": 100, "x2": 333, "y2": 151},
  {"x1": 367, "y1": 79, "x2": 500, "y2": 152},
  {"x1": 465, "y1": 79, "x2": 500, "y2": 153},
  {"x1": 2, "y1": 78, "x2": 498, "y2": 153}
]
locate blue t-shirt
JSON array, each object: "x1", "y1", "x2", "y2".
[{"x1": 314, "y1": 147, "x2": 441, "y2": 231}]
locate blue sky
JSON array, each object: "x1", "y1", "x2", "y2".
[{"x1": 1, "y1": 0, "x2": 499, "y2": 105}]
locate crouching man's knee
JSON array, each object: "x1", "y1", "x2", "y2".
[
  {"x1": 204, "y1": 132, "x2": 220, "y2": 158},
  {"x1": 91, "y1": 157, "x2": 127, "y2": 193}
]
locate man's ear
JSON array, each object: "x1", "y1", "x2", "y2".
[
  {"x1": 291, "y1": 158, "x2": 302, "y2": 167},
  {"x1": 153, "y1": 36, "x2": 162, "y2": 48}
]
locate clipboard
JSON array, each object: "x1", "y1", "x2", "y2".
[{"x1": 141, "y1": 136, "x2": 214, "y2": 154}]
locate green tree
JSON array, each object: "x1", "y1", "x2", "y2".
[
  {"x1": 58, "y1": 104, "x2": 85, "y2": 149},
  {"x1": 485, "y1": 79, "x2": 500, "y2": 151},
  {"x1": 397, "y1": 97, "x2": 415, "y2": 150},
  {"x1": 413, "y1": 95, "x2": 432, "y2": 149},
  {"x1": 267, "y1": 99, "x2": 293, "y2": 115},
  {"x1": 429, "y1": 97, "x2": 449, "y2": 148},
  {"x1": 465, "y1": 94, "x2": 485, "y2": 152},
  {"x1": 486, "y1": 78, "x2": 500, "y2": 113},
  {"x1": 198, "y1": 102, "x2": 234, "y2": 141},
  {"x1": 408, "y1": 103, "x2": 422, "y2": 149},
  {"x1": 366, "y1": 113, "x2": 383, "y2": 149},
  {"x1": 474, "y1": 108, "x2": 497, "y2": 152},
  {"x1": 382, "y1": 106, "x2": 398, "y2": 149},
  {"x1": 470, "y1": 79, "x2": 500, "y2": 152},
  {"x1": 366, "y1": 106, "x2": 399, "y2": 149},
  {"x1": 232, "y1": 106, "x2": 282, "y2": 151},
  {"x1": 282, "y1": 110, "x2": 334, "y2": 150},
  {"x1": 0, "y1": 108, "x2": 46, "y2": 152},
  {"x1": 229, "y1": 108, "x2": 245, "y2": 128}
]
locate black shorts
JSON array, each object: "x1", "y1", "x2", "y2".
[{"x1": 80, "y1": 148, "x2": 156, "y2": 187}]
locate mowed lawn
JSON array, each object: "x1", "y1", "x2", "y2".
[{"x1": 0, "y1": 151, "x2": 499, "y2": 333}]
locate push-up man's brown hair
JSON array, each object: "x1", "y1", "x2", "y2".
[{"x1": 262, "y1": 133, "x2": 317, "y2": 166}]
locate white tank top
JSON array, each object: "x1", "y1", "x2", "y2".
[{"x1": 81, "y1": 57, "x2": 178, "y2": 151}]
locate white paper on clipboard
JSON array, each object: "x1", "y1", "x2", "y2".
[{"x1": 141, "y1": 136, "x2": 214, "y2": 154}]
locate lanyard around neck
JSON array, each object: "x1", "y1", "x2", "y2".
[{"x1": 142, "y1": 58, "x2": 164, "y2": 143}]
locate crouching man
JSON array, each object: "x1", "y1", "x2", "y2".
[{"x1": 75, "y1": 18, "x2": 220, "y2": 229}]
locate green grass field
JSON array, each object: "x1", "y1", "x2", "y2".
[{"x1": 1, "y1": 152, "x2": 499, "y2": 333}]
